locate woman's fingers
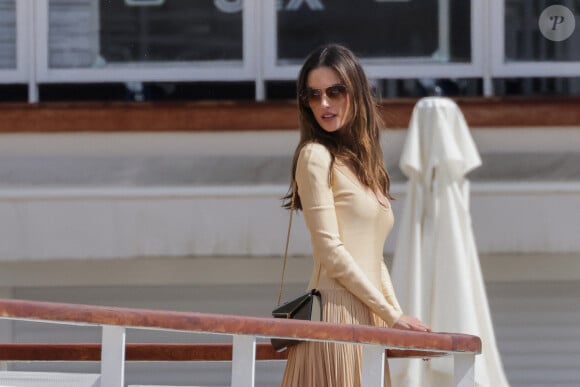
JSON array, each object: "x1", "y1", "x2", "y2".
[{"x1": 394, "y1": 315, "x2": 432, "y2": 332}]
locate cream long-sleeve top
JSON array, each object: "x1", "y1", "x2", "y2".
[{"x1": 296, "y1": 142, "x2": 403, "y2": 327}]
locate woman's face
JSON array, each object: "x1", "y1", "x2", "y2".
[{"x1": 304, "y1": 66, "x2": 350, "y2": 133}]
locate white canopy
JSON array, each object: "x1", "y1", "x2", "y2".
[{"x1": 390, "y1": 97, "x2": 510, "y2": 387}]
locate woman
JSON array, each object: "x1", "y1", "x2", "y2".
[{"x1": 281, "y1": 44, "x2": 430, "y2": 387}]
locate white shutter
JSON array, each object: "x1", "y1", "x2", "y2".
[
  {"x1": 0, "y1": 0, "x2": 16, "y2": 69},
  {"x1": 48, "y1": 0, "x2": 100, "y2": 68}
]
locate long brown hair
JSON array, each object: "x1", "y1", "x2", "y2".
[{"x1": 284, "y1": 44, "x2": 392, "y2": 210}]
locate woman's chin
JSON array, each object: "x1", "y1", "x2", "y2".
[{"x1": 320, "y1": 124, "x2": 342, "y2": 133}]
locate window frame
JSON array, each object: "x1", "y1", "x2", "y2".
[{"x1": 33, "y1": 0, "x2": 258, "y2": 84}]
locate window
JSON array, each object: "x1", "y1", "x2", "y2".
[
  {"x1": 491, "y1": 1, "x2": 580, "y2": 95},
  {"x1": 47, "y1": 0, "x2": 244, "y2": 69},
  {"x1": 276, "y1": 0, "x2": 471, "y2": 64},
  {"x1": 504, "y1": 0, "x2": 580, "y2": 62},
  {"x1": 4, "y1": 0, "x2": 580, "y2": 101},
  {"x1": 99, "y1": 1, "x2": 242, "y2": 64},
  {"x1": 0, "y1": 0, "x2": 16, "y2": 70}
]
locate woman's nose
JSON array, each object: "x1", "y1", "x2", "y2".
[{"x1": 320, "y1": 94, "x2": 331, "y2": 107}]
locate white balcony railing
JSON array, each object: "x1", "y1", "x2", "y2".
[{"x1": 0, "y1": 298, "x2": 481, "y2": 387}]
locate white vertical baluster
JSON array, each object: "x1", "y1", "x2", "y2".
[
  {"x1": 231, "y1": 334, "x2": 256, "y2": 387},
  {"x1": 100, "y1": 325, "x2": 126, "y2": 387},
  {"x1": 453, "y1": 353, "x2": 475, "y2": 387},
  {"x1": 361, "y1": 344, "x2": 385, "y2": 387}
]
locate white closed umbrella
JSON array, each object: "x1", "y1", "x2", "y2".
[{"x1": 390, "y1": 97, "x2": 510, "y2": 387}]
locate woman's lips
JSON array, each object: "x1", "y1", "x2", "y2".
[{"x1": 321, "y1": 113, "x2": 337, "y2": 120}]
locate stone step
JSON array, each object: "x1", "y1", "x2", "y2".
[{"x1": 0, "y1": 371, "x2": 99, "y2": 387}]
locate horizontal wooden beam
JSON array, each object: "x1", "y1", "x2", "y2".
[
  {"x1": 0, "y1": 343, "x2": 444, "y2": 362},
  {"x1": 0, "y1": 97, "x2": 578, "y2": 133}
]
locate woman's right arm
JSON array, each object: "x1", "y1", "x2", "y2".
[{"x1": 296, "y1": 143, "x2": 403, "y2": 327}]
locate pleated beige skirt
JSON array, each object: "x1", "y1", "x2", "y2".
[{"x1": 280, "y1": 288, "x2": 392, "y2": 387}]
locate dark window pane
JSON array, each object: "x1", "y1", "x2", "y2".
[
  {"x1": 276, "y1": 0, "x2": 471, "y2": 64},
  {"x1": 38, "y1": 82, "x2": 255, "y2": 102},
  {"x1": 494, "y1": 77, "x2": 580, "y2": 96},
  {"x1": 99, "y1": 0, "x2": 243, "y2": 63},
  {"x1": 505, "y1": 1, "x2": 580, "y2": 61},
  {"x1": 0, "y1": 84, "x2": 27, "y2": 101},
  {"x1": 48, "y1": 0, "x2": 243, "y2": 68}
]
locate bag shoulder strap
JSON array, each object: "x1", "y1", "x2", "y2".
[{"x1": 277, "y1": 182, "x2": 296, "y2": 306}]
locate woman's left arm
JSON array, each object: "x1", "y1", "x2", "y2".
[
  {"x1": 380, "y1": 261, "x2": 402, "y2": 313},
  {"x1": 380, "y1": 261, "x2": 432, "y2": 332}
]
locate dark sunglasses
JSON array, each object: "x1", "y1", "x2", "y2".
[{"x1": 300, "y1": 84, "x2": 347, "y2": 105}]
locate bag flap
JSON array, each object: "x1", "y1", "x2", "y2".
[{"x1": 272, "y1": 289, "x2": 321, "y2": 318}]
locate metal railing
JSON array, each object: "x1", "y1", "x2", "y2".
[{"x1": 0, "y1": 298, "x2": 481, "y2": 387}]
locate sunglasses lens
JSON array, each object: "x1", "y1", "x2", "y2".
[
  {"x1": 301, "y1": 89, "x2": 320, "y2": 104},
  {"x1": 300, "y1": 84, "x2": 346, "y2": 105},
  {"x1": 326, "y1": 85, "x2": 346, "y2": 99}
]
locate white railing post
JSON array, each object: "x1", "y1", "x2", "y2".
[
  {"x1": 100, "y1": 325, "x2": 126, "y2": 387},
  {"x1": 231, "y1": 334, "x2": 256, "y2": 387},
  {"x1": 453, "y1": 353, "x2": 476, "y2": 387},
  {"x1": 361, "y1": 344, "x2": 385, "y2": 387}
]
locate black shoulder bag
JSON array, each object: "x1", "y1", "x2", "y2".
[{"x1": 271, "y1": 184, "x2": 322, "y2": 352}]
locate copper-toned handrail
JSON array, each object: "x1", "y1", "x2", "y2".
[{"x1": 0, "y1": 298, "x2": 481, "y2": 355}]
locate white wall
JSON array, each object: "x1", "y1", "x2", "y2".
[{"x1": 1, "y1": 128, "x2": 580, "y2": 262}]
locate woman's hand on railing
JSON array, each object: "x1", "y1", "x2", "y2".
[{"x1": 393, "y1": 314, "x2": 431, "y2": 332}]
